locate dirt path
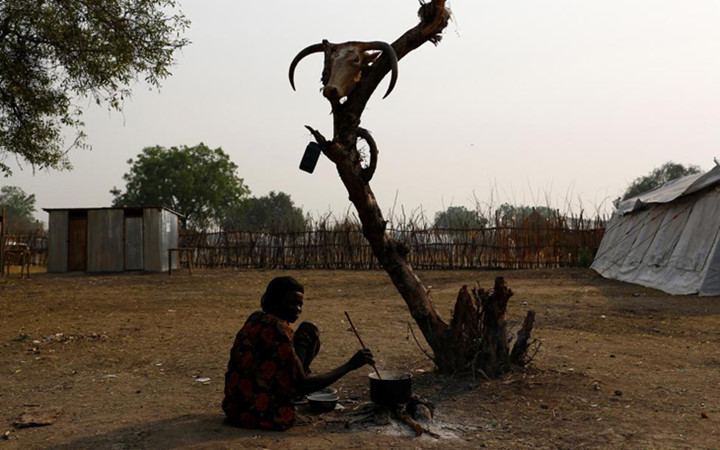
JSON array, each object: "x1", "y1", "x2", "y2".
[{"x1": 1, "y1": 268, "x2": 718, "y2": 449}]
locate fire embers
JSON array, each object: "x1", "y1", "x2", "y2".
[
  {"x1": 346, "y1": 394, "x2": 439, "y2": 438},
  {"x1": 405, "y1": 395, "x2": 435, "y2": 423}
]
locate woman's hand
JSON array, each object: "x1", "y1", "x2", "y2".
[{"x1": 347, "y1": 348, "x2": 374, "y2": 371}]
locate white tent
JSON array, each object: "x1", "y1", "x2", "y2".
[{"x1": 592, "y1": 165, "x2": 720, "y2": 296}]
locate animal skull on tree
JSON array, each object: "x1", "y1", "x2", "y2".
[
  {"x1": 286, "y1": 0, "x2": 535, "y2": 377},
  {"x1": 289, "y1": 40, "x2": 398, "y2": 104}
]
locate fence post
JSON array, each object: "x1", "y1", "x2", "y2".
[{"x1": 0, "y1": 206, "x2": 5, "y2": 278}]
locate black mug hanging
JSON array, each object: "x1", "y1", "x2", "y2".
[{"x1": 299, "y1": 142, "x2": 322, "y2": 173}]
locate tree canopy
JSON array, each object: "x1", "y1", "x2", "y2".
[
  {"x1": 622, "y1": 161, "x2": 702, "y2": 200},
  {"x1": 0, "y1": 185, "x2": 37, "y2": 231},
  {"x1": 433, "y1": 206, "x2": 487, "y2": 229},
  {"x1": 111, "y1": 144, "x2": 249, "y2": 229},
  {"x1": 224, "y1": 191, "x2": 306, "y2": 232},
  {"x1": 495, "y1": 203, "x2": 556, "y2": 224},
  {"x1": 0, "y1": 0, "x2": 189, "y2": 175}
]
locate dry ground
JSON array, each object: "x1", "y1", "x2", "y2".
[{"x1": 0, "y1": 268, "x2": 718, "y2": 449}]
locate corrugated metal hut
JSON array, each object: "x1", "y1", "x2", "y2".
[{"x1": 43, "y1": 206, "x2": 182, "y2": 273}]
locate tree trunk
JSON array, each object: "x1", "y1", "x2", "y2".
[{"x1": 300, "y1": 0, "x2": 534, "y2": 377}]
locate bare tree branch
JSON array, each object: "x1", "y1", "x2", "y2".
[{"x1": 357, "y1": 127, "x2": 378, "y2": 183}]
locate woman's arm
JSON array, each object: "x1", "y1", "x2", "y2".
[{"x1": 295, "y1": 349, "x2": 374, "y2": 395}]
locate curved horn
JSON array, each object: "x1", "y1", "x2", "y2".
[
  {"x1": 288, "y1": 43, "x2": 325, "y2": 91},
  {"x1": 364, "y1": 41, "x2": 399, "y2": 98}
]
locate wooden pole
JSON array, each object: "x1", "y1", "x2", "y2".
[
  {"x1": 188, "y1": 248, "x2": 193, "y2": 275},
  {"x1": 0, "y1": 206, "x2": 5, "y2": 278},
  {"x1": 344, "y1": 311, "x2": 382, "y2": 379}
]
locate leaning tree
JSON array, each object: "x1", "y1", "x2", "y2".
[{"x1": 289, "y1": 0, "x2": 535, "y2": 377}]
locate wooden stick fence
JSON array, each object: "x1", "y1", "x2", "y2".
[
  {"x1": 1, "y1": 230, "x2": 48, "y2": 268},
  {"x1": 179, "y1": 222, "x2": 604, "y2": 270},
  {"x1": 15, "y1": 214, "x2": 605, "y2": 271}
]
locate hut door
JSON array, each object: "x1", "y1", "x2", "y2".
[
  {"x1": 67, "y1": 212, "x2": 87, "y2": 271},
  {"x1": 124, "y1": 215, "x2": 143, "y2": 270}
]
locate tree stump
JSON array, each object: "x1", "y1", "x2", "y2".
[{"x1": 436, "y1": 277, "x2": 536, "y2": 377}]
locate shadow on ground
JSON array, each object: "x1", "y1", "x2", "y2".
[{"x1": 46, "y1": 414, "x2": 264, "y2": 450}]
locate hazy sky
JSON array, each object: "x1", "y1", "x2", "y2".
[{"x1": 5, "y1": 0, "x2": 720, "y2": 223}]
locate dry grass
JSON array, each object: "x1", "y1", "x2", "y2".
[{"x1": 1, "y1": 268, "x2": 718, "y2": 449}]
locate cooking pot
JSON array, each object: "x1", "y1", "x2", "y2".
[{"x1": 369, "y1": 370, "x2": 412, "y2": 406}]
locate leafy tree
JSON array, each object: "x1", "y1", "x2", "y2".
[
  {"x1": 0, "y1": 185, "x2": 37, "y2": 231},
  {"x1": 0, "y1": 0, "x2": 189, "y2": 175},
  {"x1": 111, "y1": 144, "x2": 249, "y2": 229},
  {"x1": 495, "y1": 204, "x2": 556, "y2": 224},
  {"x1": 433, "y1": 206, "x2": 487, "y2": 229},
  {"x1": 622, "y1": 161, "x2": 702, "y2": 200},
  {"x1": 224, "y1": 191, "x2": 306, "y2": 232}
]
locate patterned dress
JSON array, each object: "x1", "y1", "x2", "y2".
[{"x1": 222, "y1": 311, "x2": 300, "y2": 430}]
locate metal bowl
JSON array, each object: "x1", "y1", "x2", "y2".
[
  {"x1": 307, "y1": 393, "x2": 338, "y2": 413},
  {"x1": 312, "y1": 387, "x2": 337, "y2": 395}
]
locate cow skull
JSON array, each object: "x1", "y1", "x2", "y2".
[{"x1": 289, "y1": 40, "x2": 398, "y2": 102}]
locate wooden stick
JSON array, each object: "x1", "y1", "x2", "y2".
[
  {"x1": 394, "y1": 407, "x2": 423, "y2": 436},
  {"x1": 344, "y1": 311, "x2": 382, "y2": 379}
]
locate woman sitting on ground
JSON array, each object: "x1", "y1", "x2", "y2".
[{"x1": 222, "y1": 276, "x2": 374, "y2": 430}]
